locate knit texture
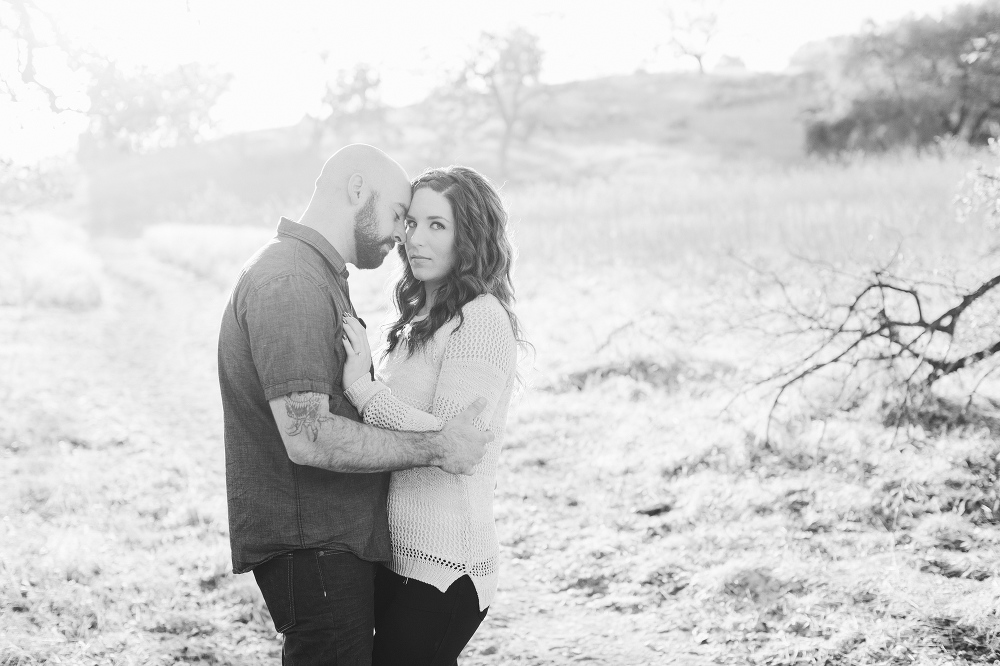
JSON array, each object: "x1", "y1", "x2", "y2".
[{"x1": 344, "y1": 294, "x2": 517, "y2": 611}]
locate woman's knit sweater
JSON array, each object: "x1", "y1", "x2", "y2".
[{"x1": 344, "y1": 294, "x2": 517, "y2": 611}]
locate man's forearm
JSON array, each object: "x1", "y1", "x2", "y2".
[
  {"x1": 272, "y1": 392, "x2": 443, "y2": 473},
  {"x1": 296, "y1": 415, "x2": 442, "y2": 472}
]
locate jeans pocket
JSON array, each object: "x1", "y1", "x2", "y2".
[
  {"x1": 316, "y1": 550, "x2": 376, "y2": 627},
  {"x1": 253, "y1": 554, "x2": 296, "y2": 633}
]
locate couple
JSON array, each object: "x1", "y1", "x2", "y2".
[{"x1": 217, "y1": 143, "x2": 523, "y2": 665}]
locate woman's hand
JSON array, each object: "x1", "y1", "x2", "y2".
[{"x1": 341, "y1": 314, "x2": 373, "y2": 390}]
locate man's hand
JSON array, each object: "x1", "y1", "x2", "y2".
[{"x1": 433, "y1": 398, "x2": 493, "y2": 475}]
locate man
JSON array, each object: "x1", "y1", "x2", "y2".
[{"x1": 218, "y1": 144, "x2": 491, "y2": 665}]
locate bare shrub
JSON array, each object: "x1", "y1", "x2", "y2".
[
  {"x1": 0, "y1": 212, "x2": 102, "y2": 310},
  {"x1": 142, "y1": 224, "x2": 273, "y2": 286},
  {"x1": 742, "y1": 147, "x2": 1000, "y2": 440},
  {"x1": 745, "y1": 256, "x2": 1000, "y2": 435}
]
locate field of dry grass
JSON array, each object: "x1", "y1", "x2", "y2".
[{"x1": 3, "y1": 151, "x2": 1000, "y2": 665}]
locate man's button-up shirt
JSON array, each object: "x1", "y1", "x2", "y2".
[{"x1": 218, "y1": 217, "x2": 390, "y2": 574}]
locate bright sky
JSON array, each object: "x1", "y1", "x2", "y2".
[{"x1": 4, "y1": 0, "x2": 970, "y2": 162}]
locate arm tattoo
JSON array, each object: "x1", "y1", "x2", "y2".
[{"x1": 283, "y1": 393, "x2": 332, "y2": 442}]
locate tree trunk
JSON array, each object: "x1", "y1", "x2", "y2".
[
  {"x1": 498, "y1": 121, "x2": 513, "y2": 181},
  {"x1": 959, "y1": 107, "x2": 990, "y2": 142}
]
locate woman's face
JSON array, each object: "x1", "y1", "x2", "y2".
[{"x1": 404, "y1": 187, "x2": 457, "y2": 288}]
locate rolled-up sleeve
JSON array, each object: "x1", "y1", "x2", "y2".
[{"x1": 244, "y1": 274, "x2": 344, "y2": 401}]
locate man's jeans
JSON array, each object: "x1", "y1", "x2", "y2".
[{"x1": 253, "y1": 548, "x2": 376, "y2": 666}]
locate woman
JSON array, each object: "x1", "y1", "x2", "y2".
[{"x1": 340, "y1": 165, "x2": 523, "y2": 665}]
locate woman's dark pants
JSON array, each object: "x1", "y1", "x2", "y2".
[
  {"x1": 372, "y1": 564, "x2": 489, "y2": 666},
  {"x1": 253, "y1": 548, "x2": 377, "y2": 666}
]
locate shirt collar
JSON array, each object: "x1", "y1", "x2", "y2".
[{"x1": 276, "y1": 217, "x2": 350, "y2": 280}]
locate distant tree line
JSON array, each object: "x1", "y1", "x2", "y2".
[
  {"x1": 2, "y1": 0, "x2": 546, "y2": 226},
  {"x1": 805, "y1": 0, "x2": 1000, "y2": 154},
  {"x1": 3, "y1": 0, "x2": 545, "y2": 178},
  {"x1": 1, "y1": 0, "x2": 233, "y2": 159}
]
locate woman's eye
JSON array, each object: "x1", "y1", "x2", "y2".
[
  {"x1": 404, "y1": 219, "x2": 416, "y2": 228},
  {"x1": 431, "y1": 221, "x2": 444, "y2": 230}
]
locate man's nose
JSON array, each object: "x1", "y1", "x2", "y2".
[{"x1": 392, "y1": 217, "x2": 407, "y2": 244}]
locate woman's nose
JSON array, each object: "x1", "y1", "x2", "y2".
[{"x1": 406, "y1": 224, "x2": 423, "y2": 246}]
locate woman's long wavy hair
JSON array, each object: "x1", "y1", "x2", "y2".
[{"x1": 385, "y1": 165, "x2": 526, "y2": 357}]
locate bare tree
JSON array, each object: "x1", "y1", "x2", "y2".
[
  {"x1": 0, "y1": 0, "x2": 71, "y2": 111},
  {"x1": 79, "y1": 59, "x2": 232, "y2": 157},
  {"x1": 412, "y1": 79, "x2": 479, "y2": 164},
  {"x1": 458, "y1": 27, "x2": 544, "y2": 178},
  {"x1": 312, "y1": 61, "x2": 392, "y2": 146},
  {"x1": 661, "y1": 0, "x2": 721, "y2": 75}
]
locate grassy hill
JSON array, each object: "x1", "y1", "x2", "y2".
[
  {"x1": 387, "y1": 71, "x2": 810, "y2": 184},
  {"x1": 81, "y1": 71, "x2": 812, "y2": 233},
  {"x1": 535, "y1": 72, "x2": 807, "y2": 161}
]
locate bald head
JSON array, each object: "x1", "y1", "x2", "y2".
[
  {"x1": 298, "y1": 144, "x2": 411, "y2": 269},
  {"x1": 316, "y1": 144, "x2": 410, "y2": 204}
]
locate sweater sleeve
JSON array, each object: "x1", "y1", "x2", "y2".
[{"x1": 343, "y1": 297, "x2": 516, "y2": 434}]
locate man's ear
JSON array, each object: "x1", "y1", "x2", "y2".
[{"x1": 347, "y1": 173, "x2": 365, "y2": 205}]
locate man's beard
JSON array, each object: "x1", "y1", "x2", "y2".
[{"x1": 354, "y1": 192, "x2": 393, "y2": 269}]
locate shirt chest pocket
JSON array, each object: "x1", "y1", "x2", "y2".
[{"x1": 323, "y1": 284, "x2": 363, "y2": 421}]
